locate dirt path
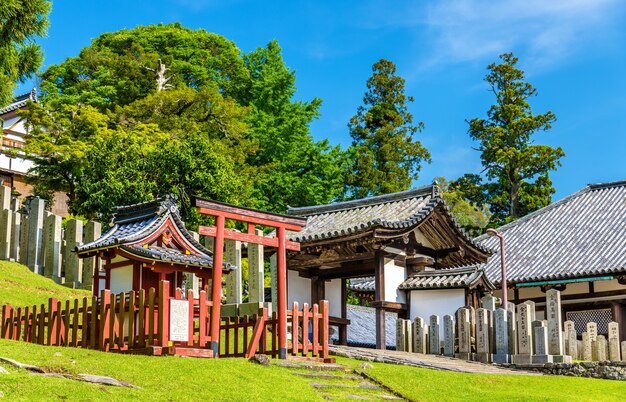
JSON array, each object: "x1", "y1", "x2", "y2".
[{"x1": 330, "y1": 346, "x2": 542, "y2": 376}]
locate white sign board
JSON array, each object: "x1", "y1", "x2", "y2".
[{"x1": 170, "y1": 299, "x2": 189, "y2": 342}]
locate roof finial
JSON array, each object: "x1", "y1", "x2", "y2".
[{"x1": 431, "y1": 179, "x2": 440, "y2": 197}]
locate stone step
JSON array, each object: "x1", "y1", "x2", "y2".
[
  {"x1": 275, "y1": 361, "x2": 347, "y2": 371},
  {"x1": 310, "y1": 381, "x2": 382, "y2": 390},
  {"x1": 292, "y1": 372, "x2": 361, "y2": 380}
]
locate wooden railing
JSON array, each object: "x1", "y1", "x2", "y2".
[{"x1": 0, "y1": 281, "x2": 329, "y2": 359}]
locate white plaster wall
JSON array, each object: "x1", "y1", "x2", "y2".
[
  {"x1": 287, "y1": 270, "x2": 311, "y2": 307},
  {"x1": 325, "y1": 278, "x2": 342, "y2": 317},
  {"x1": 410, "y1": 289, "x2": 466, "y2": 338},
  {"x1": 109, "y1": 266, "x2": 133, "y2": 294},
  {"x1": 0, "y1": 154, "x2": 33, "y2": 174},
  {"x1": 383, "y1": 257, "x2": 406, "y2": 303}
]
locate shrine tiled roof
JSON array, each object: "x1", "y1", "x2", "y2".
[
  {"x1": 76, "y1": 195, "x2": 232, "y2": 270},
  {"x1": 398, "y1": 266, "x2": 494, "y2": 290},
  {"x1": 0, "y1": 89, "x2": 37, "y2": 115},
  {"x1": 475, "y1": 180, "x2": 626, "y2": 285},
  {"x1": 348, "y1": 277, "x2": 375, "y2": 293}
]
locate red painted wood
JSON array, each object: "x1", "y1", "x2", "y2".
[
  {"x1": 196, "y1": 204, "x2": 306, "y2": 231},
  {"x1": 277, "y1": 226, "x2": 287, "y2": 357},
  {"x1": 108, "y1": 294, "x2": 116, "y2": 351},
  {"x1": 292, "y1": 302, "x2": 299, "y2": 356},
  {"x1": 127, "y1": 291, "x2": 136, "y2": 349},
  {"x1": 187, "y1": 289, "x2": 194, "y2": 347},
  {"x1": 48, "y1": 298, "x2": 58, "y2": 345},
  {"x1": 312, "y1": 304, "x2": 319, "y2": 357},
  {"x1": 199, "y1": 290, "x2": 208, "y2": 347},
  {"x1": 148, "y1": 287, "x2": 155, "y2": 347},
  {"x1": 302, "y1": 303, "x2": 310, "y2": 356},
  {"x1": 89, "y1": 296, "x2": 97, "y2": 349},
  {"x1": 210, "y1": 214, "x2": 225, "y2": 356},
  {"x1": 1, "y1": 305, "x2": 10, "y2": 338},
  {"x1": 99, "y1": 290, "x2": 111, "y2": 351},
  {"x1": 81, "y1": 298, "x2": 88, "y2": 348},
  {"x1": 320, "y1": 300, "x2": 329, "y2": 359},
  {"x1": 137, "y1": 289, "x2": 146, "y2": 348},
  {"x1": 245, "y1": 308, "x2": 267, "y2": 358},
  {"x1": 199, "y1": 226, "x2": 301, "y2": 251},
  {"x1": 158, "y1": 281, "x2": 170, "y2": 347},
  {"x1": 72, "y1": 299, "x2": 79, "y2": 347},
  {"x1": 117, "y1": 292, "x2": 126, "y2": 350}
]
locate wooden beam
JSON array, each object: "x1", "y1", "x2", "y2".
[
  {"x1": 288, "y1": 251, "x2": 375, "y2": 269},
  {"x1": 374, "y1": 249, "x2": 385, "y2": 350},
  {"x1": 199, "y1": 225, "x2": 300, "y2": 251},
  {"x1": 193, "y1": 199, "x2": 307, "y2": 231}
]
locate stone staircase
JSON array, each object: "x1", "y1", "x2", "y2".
[{"x1": 275, "y1": 360, "x2": 406, "y2": 401}]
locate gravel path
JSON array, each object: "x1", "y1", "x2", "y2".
[{"x1": 330, "y1": 345, "x2": 542, "y2": 376}]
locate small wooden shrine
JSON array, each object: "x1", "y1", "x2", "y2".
[{"x1": 76, "y1": 194, "x2": 228, "y2": 296}]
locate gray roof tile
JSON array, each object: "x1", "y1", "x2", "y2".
[
  {"x1": 0, "y1": 89, "x2": 37, "y2": 115},
  {"x1": 398, "y1": 265, "x2": 494, "y2": 290},
  {"x1": 475, "y1": 180, "x2": 626, "y2": 284}
]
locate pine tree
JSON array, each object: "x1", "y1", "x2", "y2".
[
  {"x1": 345, "y1": 59, "x2": 430, "y2": 199},
  {"x1": 0, "y1": 0, "x2": 50, "y2": 106},
  {"x1": 462, "y1": 53, "x2": 565, "y2": 226}
]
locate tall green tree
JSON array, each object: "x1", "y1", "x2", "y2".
[
  {"x1": 462, "y1": 53, "x2": 565, "y2": 226},
  {"x1": 345, "y1": 59, "x2": 430, "y2": 199},
  {"x1": 242, "y1": 40, "x2": 347, "y2": 212},
  {"x1": 0, "y1": 0, "x2": 50, "y2": 106}
]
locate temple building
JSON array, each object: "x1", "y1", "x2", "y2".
[
  {"x1": 285, "y1": 184, "x2": 492, "y2": 348},
  {"x1": 477, "y1": 180, "x2": 626, "y2": 341},
  {"x1": 0, "y1": 89, "x2": 68, "y2": 215},
  {"x1": 76, "y1": 195, "x2": 230, "y2": 296}
]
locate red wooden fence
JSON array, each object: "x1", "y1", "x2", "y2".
[{"x1": 0, "y1": 281, "x2": 329, "y2": 359}]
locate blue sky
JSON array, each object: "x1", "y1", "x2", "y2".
[{"x1": 18, "y1": 0, "x2": 626, "y2": 201}]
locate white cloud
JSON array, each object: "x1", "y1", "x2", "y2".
[{"x1": 420, "y1": 0, "x2": 622, "y2": 69}]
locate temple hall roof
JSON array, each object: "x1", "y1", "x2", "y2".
[
  {"x1": 0, "y1": 89, "x2": 37, "y2": 115},
  {"x1": 475, "y1": 180, "x2": 626, "y2": 285}
]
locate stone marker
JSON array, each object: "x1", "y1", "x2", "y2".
[
  {"x1": 64, "y1": 219, "x2": 84, "y2": 287},
  {"x1": 405, "y1": 319, "x2": 413, "y2": 353},
  {"x1": 587, "y1": 322, "x2": 598, "y2": 360},
  {"x1": 429, "y1": 315, "x2": 440, "y2": 355},
  {"x1": 248, "y1": 229, "x2": 265, "y2": 303},
  {"x1": 0, "y1": 209, "x2": 11, "y2": 260},
  {"x1": 0, "y1": 186, "x2": 10, "y2": 211},
  {"x1": 512, "y1": 302, "x2": 533, "y2": 364},
  {"x1": 582, "y1": 332, "x2": 592, "y2": 361},
  {"x1": 82, "y1": 221, "x2": 101, "y2": 290},
  {"x1": 481, "y1": 295, "x2": 497, "y2": 311},
  {"x1": 565, "y1": 323, "x2": 578, "y2": 360},
  {"x1": 396, "y1": 319, "x2": 406, "y2": 352},
  {"x1": 413, "y1": 317, "x2": 427, "y2": 354},
  {"x1": 596, "y1": 335, "x2": 607, "y2": 361},
  {"x1": 545, "y1": 289, "x2": 570, "y2": 363},
  {"x1": 270, "y1": 253, "x2": 277, "y2": 310},
  {"x1": 10, "y1": 211, "x2": 20, "y2": 262},
  {"x1": 43, "y1": 214, "x2": 62, "y2": 280},
  {"x1": 608, "y1": 322, "x2": 620, "y2": 361},
  {"x1": 532, "y1": 321, "x2": 552, "y2": 363},
  {"x1": 524, "y1": 300, "x2": 536, "y2": 321},
  {"x1": 224, "y1": 237, "x2": 242, "y2": 304},
  {"x1": 18, "y1": 214, "x2": 29, "y2": 265},
  {"x1": 493, "y1": 308, "x2": 510, "y2": 364},
  {"x1": 507, "y1": 302, "x2": 517, "y2": 355},
  {"x1": 443, "y1": 315, "x2": 454, "y2": 357},
  {"x1": 475, "y1": 308, "x2": 490, "y2": 363},
  {"x1": 531, "y1": 320, "x2": 543, "y2": 355},
  {"x1": 26, "y1": 197, "x2": 45, "y2": 274},
  {"x1": 621, "y1": 341, "x2": 626, "y2": 362},
  {"x1": 455, "y1": 308, "x2": 471, "y2": 360}
]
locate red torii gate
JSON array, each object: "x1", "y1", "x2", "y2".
[{"x1": 193, "y1": 197, "x2": 307, "y2": 359}]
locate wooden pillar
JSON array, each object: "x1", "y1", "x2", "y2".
[
  {"x1": 210, "y1": 215, "x2": 225, "y2": 357},
  {"x1": 277, "y1": 226, "x2": 287, "y2": 359},
  {"x1": 340, "y1": 278, "x2": 347, "y2": 345},
  {"x1": 374, "y1": 249, "x2": 386, "y2": 350}
]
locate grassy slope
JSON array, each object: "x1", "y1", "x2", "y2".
[
  {"x1": 0, "y1": 261, "x2": 91, "y2": 307},
  {"x1": 1, "y1": 262, "x2": 626, "y2": 401}
]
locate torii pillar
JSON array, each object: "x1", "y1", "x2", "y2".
[{"x1": 194, "y1": 197, "x2": 306, "y2": 359}]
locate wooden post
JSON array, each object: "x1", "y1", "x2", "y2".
[
  {"x1": 210, "y1": 215, "x2": 225, "y2": 357},
  {"x1": 277, "y1": 226, "x2": 288, "y2": 359},
  {"x1": 340, "y1": 278, "x2": 347, "y2": 345},
  {"x1": 374, "y1": 249, "x2": 386, "y2": 350},
  {"x1": 158, "y1": 280, "x2": 170, "y2": 347},
  {"x1": 320, "y1": 300, "x2": 329, "y2": 358}
]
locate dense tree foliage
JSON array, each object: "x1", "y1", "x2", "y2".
[
  {"x1": 0, "y1": 0, "x2": 50, "y2": 107},
  {"x1": 345, "y1": 59, "x2": 430, "y2": 199},
  {"x1": 23, "y1": 24, "x2": 346, "y2": 221},
  {"x1": 434, "y1": 177, "x2": 490, "y2": 237},
  {"x1": 457, "y1": 53, "x2": 565, "y2": 227}
]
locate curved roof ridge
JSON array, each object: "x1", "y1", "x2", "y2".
[{"x1": 287, "y1": 185, "x2": 435, "y2": 217}]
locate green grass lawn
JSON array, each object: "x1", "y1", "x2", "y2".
[
  {"x1": 1, "y1": 261, "x2": 626, "y2": 401},
  {"x1": 0, "y1": 261, "x2": 91, "y2": 307}
]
